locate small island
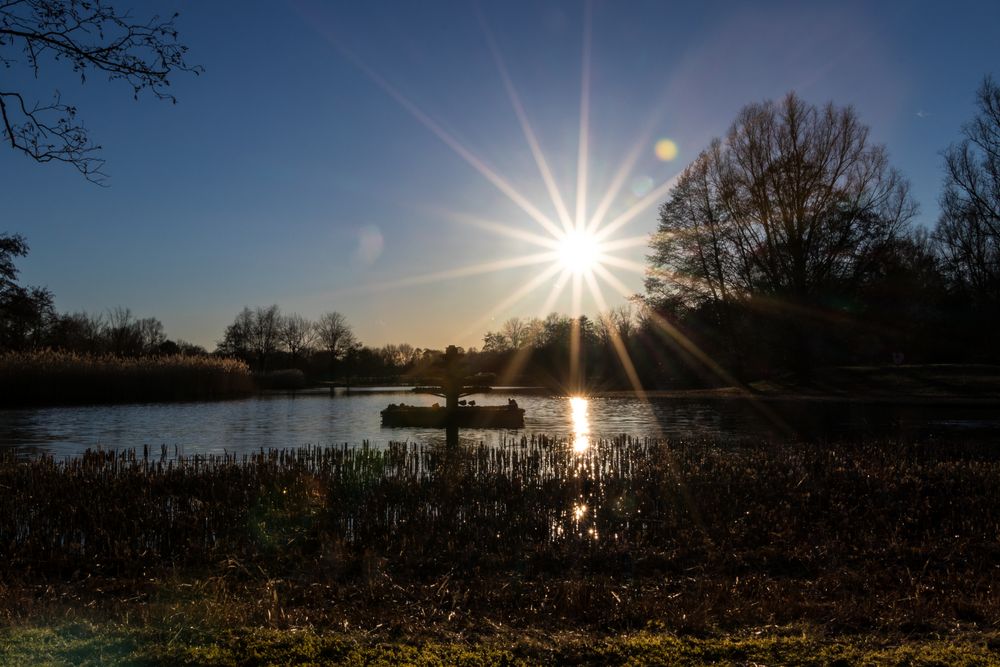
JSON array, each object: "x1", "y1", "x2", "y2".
[{"x1": 381, "y1": 345, "x2": 525, "y2": 428}]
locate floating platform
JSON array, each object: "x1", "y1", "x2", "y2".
[{"x1": 381, "y1": 404, "x2": 525, "y2": 428}]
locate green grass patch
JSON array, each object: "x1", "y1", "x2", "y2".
[{"x1": 2, "y1": 623, "x2": 999, "y2": 666}]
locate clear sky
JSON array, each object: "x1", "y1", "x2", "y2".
[{"x1": 3, "y1": 0, "x2": 998, "y2": 350}]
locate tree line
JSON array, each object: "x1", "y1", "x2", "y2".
[
  {"x1": 214, "y1": 305, "x2": 435, "y2": 383},
  {"x1": 640, "y1": 77, "x2": 1000, "y2": 385}
]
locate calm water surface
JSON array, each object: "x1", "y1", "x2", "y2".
[{"x1": 1, "y1": 388, "x2": 997, "y2": 457}]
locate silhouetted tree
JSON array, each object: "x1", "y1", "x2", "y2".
[
  {"x1": 316, "y1": 311, "x2": 356, "y2": 378},
  {"x1": 597, "y1": 304, "x2": 638, "y2": 346},
  {"x1": 378, "y1": 343, "x2": 416, "y2": 371},
  {"x1": 137, "y1": 316, "x2": 166, "y2": 353},
  {"x1": 482, "y1": 330, "x2": 510, "y2": 353},
  {"x1": 103, "y1": 307, "x2": 139, "y2": 355},
  {"x1": 100, "y1": 307, "x2": 165, "y2": 356},
  {"x1": 648, "y1": 92, "x2": 917, "y2": 380},
  {"x1": 217, "y1": 307, "x2": 254, "y2": 360},
  {"x1": 173, "y1": 339, "x2": 207, "y2": 356},
  {"x1": 500, "y1": 317, "x2": 530, "y2": 349},
  {"x1": 279, "y1": 313, "x2": 315, "y2": 358},
  {"x1": 250, "y1": 305, "x2": 281, "y2": 371},
  {"x1": 934, "y1": 75, "x2": 1000, "y2": 305},
  {"x1": 216, "y1": 305, "x2": 283, "y2": 370},
  {"x1": 0, "y1": 0, "x2": 201, "y2": 181},
  {"x1": 0, "y1": 233, "x2": 54, "y2": 350},
  {"x1": 46, "y1": 311, "x2": 105, "y2": 353},
  {"x1": 858, "y1": 229, "x2": 946, "y2": 362}
]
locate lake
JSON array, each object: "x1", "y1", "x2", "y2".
[{"x1": 2, "y1": 388, "x2": 998, "y2": 458}]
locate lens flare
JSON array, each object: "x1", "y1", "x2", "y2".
[
  {"x1": 655, "y1": 138, "x2": 678, "y2": 161},
  {"x1": 630, "y1": 175, "x2": 654, "y2": 197}
]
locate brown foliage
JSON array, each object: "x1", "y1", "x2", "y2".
[{"x1": 1, "y1": 436, "x2": 998, "y2": 632}]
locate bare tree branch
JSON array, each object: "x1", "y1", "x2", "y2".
[{"x1": 0, "y1": 0, "x2": 202, "y2": 182}]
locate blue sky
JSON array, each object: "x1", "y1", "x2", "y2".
[{"x1": 3, "y1": 0, "x2": 998, "y2": 349}]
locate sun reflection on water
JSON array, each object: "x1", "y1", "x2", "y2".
[{"x1": 569, "y1": 396, "x2": 590, "y2": 453}]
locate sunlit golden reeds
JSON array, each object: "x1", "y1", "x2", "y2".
[{"x1": 0, "y1": 349, "x2": 255, "y2": 405}]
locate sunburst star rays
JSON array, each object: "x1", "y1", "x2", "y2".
[{"x1": 308, "y1": 5, "x2": 778, "y2": 429}]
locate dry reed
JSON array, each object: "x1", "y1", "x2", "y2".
[
  {"x1": 1, "y1": 436, "x2": 998, "y2": 632},
  {"x1": 0, "y1": 350, "x2": 255, "y2": 405}
]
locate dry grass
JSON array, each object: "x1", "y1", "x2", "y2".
[
  {"x1": 0, "y1": 349, "x2": 255, "y2": 405},
  {"x1": 1, "y1": 436, "x2": 998, "y2": 635}
]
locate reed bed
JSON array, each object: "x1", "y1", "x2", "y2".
[
  {"x1": 1, "y1": 436, "x2": 999, "y2": 632},
  {"x1": 0, "y1": 350, "x2": 255, "y2": 405}
]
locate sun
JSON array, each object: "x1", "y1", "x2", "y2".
[
  {"x1": 327, "y1": 2, "x2": 671, "y2": 367},
  {"x1": 558, "y1": 230, "x2": 601, "y2": 275}
]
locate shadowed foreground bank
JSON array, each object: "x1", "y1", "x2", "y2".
[{"x1": 2, "y1": 436, "x2": 998, "y2": 640}]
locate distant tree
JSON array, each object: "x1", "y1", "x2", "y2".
[
  {"x1": 598, "y1": 304, "x2": 637, "y2": 346},
  {"x1": 372, "y1": 342, "x2": 422, "y2": 373},
  {"x1": 539, "y1": 313, "x2": 572, "y2": 348},
  {"x1": 0, "y1": 233, "x2": 54, "y2": 350},
  {"x1": 482, "y1": 330, "x2": 509, "y2": 352},
  {"x1": 216, "y1": 305, "x2": 282, "y2": 370},
  {"x1": 500, "y1": 317, "x2": 529, "y2": 349},
  {"x1": 46, "y1": 310, "x2": 105, "y2": 353},
  {"x1": 0, "y1": 234, "x2": 28, "y2": 290},
  {"x1": 316, "y1": 311, "x2": 356, "y2": 377},
  {"x1": 647, "y1": 92, "x2": 917, "y2": 379},
  {"x1": 934, "y1": 75, "x2": 1000, "y2": 304},
  {"x1": 279, "y1": 313, "x2": 315, "y2": 358},
  {"x1": 173, "y1": 339, "x2": 207, "y2": 356},
  {"x1": 0, "y1": 284, "x2": 53, "y2": 350},
  {"x1": 396, "y1": 342, "x2": 417, "y2": 366},
  {"x1": 0, "y1": 0, "x2": 201, "y2": 181},
  {"x1": 250, "y1": 305, "x2": 281, "y2": 370},
  {"x1": 137, "y1": 316, "x2": 166, "y2": 353},
  {"x1": 859, "y1": 229, "x2": 946, "y2": 361},
  {"x1": 378, "y1": 343, "x2": 406, "y2": 369},
  {"x1": 217, "y1": 307, "x2": 254, "y2": 360},
  {"x1": 157, "y1": 339, "x2": 181, "y2": 356},
  {"x1": 103, "y1": 307, "x2": 140, "y2": 355},
  {"x1": 100, "y1": 308, "x2": 164, "y2": 356}
]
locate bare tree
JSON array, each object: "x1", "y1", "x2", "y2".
[
  {"x1": 250, "y1": 305, "x2": 281, "y2": 371},
  {"x1": 316, "y1": 311, "x2": 356, "y2": 370},
  {"x1": 136, "y1": 316, "x2": 166, "y2": 354},
  {"x1": 598, "y1": 304, "x2": 637, "y2": 345},
  {"x1": 396, "y1": 342, "x2": 416, "y2": 366},
  {"x1": 500, "y1": 317, "x2": 530, "y2": 349},
  {"x1": 0, "y1": 0, "x2": 201, "y2": 182},
  {"x1": 646, "y1": 142, "x2": 734, "y2": 313},
  {"x1": 217, "y1": 307, "x2": 253, "y2": 359},
  {"x1": 934, "y1": 75, "x2": 1000, "y2": 302},
  {"x1": 47, "y1": 310, "x2": 104, "y2": 352},
  {"x1": 279, "y1": 313, "x2": 315, "y2": 358},
  {"x1": 103, "y1": 306, "x2": 140, "y2": 355},
  {"x1": 648, "y1": 92, "x2": 917, "y2": 378}
]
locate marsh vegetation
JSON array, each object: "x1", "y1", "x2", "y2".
[
  {"x1": 0, "y1": 350, "x2": 254, "y2": 406},
  {"x1": 2, "y1": 435, "x2": 998, "y2": 638}
]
